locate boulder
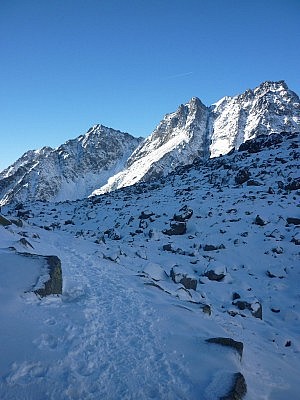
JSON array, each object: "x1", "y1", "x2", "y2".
[
  {"x1": 204, "y1": 268, "x2": 226, "y2": 281},
  {"x1": 205, "y1": 337, "x2": 244, "y2": 358},
  {"x1": 170, "y1": 267, "x2": 197, "y2": 290},
  {"x1": 254, "y1": 215, "x2": 268, "y2": 226},
  {"x1": 104, "y1": 228, "x2": 121, "y2": 240},
  {"x1": 163, "y1": 221, "x2": 186, "y2": 236},
  {"x1": 35, "y1": 256, "x2": 62, "y2": 297},
  {"x1": 0, "y1": 214, "x2": 12, "y2": 226},
  {"x1": 291, "y1": 233, "x2": 300, "y2": 245},
  {"x1": 235, "y1": 168, "x2": 251, "y2": 184},
  {"x1": 287, "y1": 217, "x2": 300, "y2": 225},
  {"x1": 203, "y1": 244, "x2": 225, "y2": 251},
  {"x1": 173, "y1": 205, "x2": 193, "y2": 222},
  {"x1": 220, "y1": 372, "x2": 247, "y2": 400},
  {"x1": 233, "y1": 299, "x2": 262, "y2": 319},
  {"x1": 138, "y1": 211, "x2": 155, "y2": 220},
  {"x1": 285, "y1": 178, "x2": 300, "y2": 191}
]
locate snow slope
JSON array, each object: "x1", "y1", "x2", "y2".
[{"x1": 1, "y1": 131, "x2": 299, "y2": 399}]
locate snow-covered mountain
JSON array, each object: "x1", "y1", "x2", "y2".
[
  {"x1": 210, "y1": 80, "x2": 300, "y2": 157},
  {"x1": 94, "y1": 80, "x2": 300, "y2": 194},
  {"x1": 1, "y1": 130, "x2": 299, "y2": 399},
  {"x1": 0, "y1": 125, "x2": 142, "y2": 205},
  {"x1": 1, "y1": 80, "x2": 299, "y2": 205}
]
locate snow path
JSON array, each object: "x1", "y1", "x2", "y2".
[{"x1": 1, "y1": 234, "x2": 234, "y2": 400}]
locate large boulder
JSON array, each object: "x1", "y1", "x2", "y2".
[{"x1": 35, "y1": 256, "x2": 62, "y2": 297}]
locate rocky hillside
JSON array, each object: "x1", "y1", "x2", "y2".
[
  {"x1": 1, "y1": 130, "x2": 299, "y2": 399},
  {"x1": 0, "y1": 125, "x2": 142, "y2": 205}
]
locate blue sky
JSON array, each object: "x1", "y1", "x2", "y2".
[{"x1": 1, "y1": 0, "x2": 299, "y2": 171}]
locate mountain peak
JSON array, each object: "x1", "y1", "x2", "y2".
[
  {"x1": 187, "y1": 96, "x2": 207, "y2": 110},
  {"x1": 254, "y1": 80, "x2": 288, "y2": 94}
]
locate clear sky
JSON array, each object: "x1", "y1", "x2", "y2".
[{"x1": 1, "y1": 0, "x2": 299, "y2": 171}]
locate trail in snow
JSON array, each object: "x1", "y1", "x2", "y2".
[{"x1": 1, "y1": 235, "x2": 235, "y2": 400}]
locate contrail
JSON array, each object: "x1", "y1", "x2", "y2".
[{"x1": 165, "y1": 71, "x2": 193, "y2": 80}]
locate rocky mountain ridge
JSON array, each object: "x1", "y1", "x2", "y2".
[
  {"x1": 1, "y1": 80, "x2": 299, "y2": 205},
  {"x1": 0, "y1": 125, "x2": 142, "y2": 205},
  {"x1": 95, "y1": 80, "x2": 300, "y2": 194}
]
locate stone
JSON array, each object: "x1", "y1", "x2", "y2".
[
  {"x1": 291, "y1": 234, "x2": 300, "y2": 245},
  {"x1": 202, "y1": 304, "x2": 212, "y2": 315},
  {"x1": 35, "y1": 256, "x2": 62, "y2": 297},
  {"x1": 163, "y1": 221, "x2": 186, "y2": 236},
  {"x1": 138, "y1": 211, "x2": 155, "y2": 220},
  {"x1": 163, "y1": 243, "x2": 173, "y2": 251},
  {"x1": 287, "y1": 217, "x2": 300, "y2": 225},
  {"x1": 239, "y1": 138, "x2": 262, "y2": 153},
  {"x1": 285, "y1": 178, "x2": 300, "y2": 191},
  {"x1": 18, "y1": 238, "x2": 34, "y2": 249},
  {"x1": 271, "y1": 246, "x2": 283, "y2": 254},
  {"x1": 232, "y1": 292, "x2": 241, "y2": 300},
  {"x1": 11, "y1": 219, "x2": 23, "y2": 227},
  {"x1": 246, "y1": 179, "x2": 262, "y2": 186},
  {"x1": 173, "y1": 205, "x2": 193, "y2": 222},
  {"x1": 64, "y1": 219, "x2": 75, "y2": 225},
  {"x1": 204, "y1": 269, "x2": 225, "y2": 281},
  {"x1": 254, "y1": 215, "x2": 267, "y2": 226},
  {"x1": 235, "y1": 168, "x2": 251, "y2": 184},
  {"x1": 17, "y1": 210, "x2": 31, "y2": 219},
  {"x1": 220, "y1": 372, "x2": 247, "y2": 400},
  {"x1": 170, "y1": 267, "x2": 198, "y2": 290},
  {"x1": 104, "y1": 228, "x2": 121, "y2": 240},
  {"x1": 268, "y1": 187, "x2": 275, "y2": 194},
  {"x1": 0, "y1": 214, "x2": 12, "y2": 226},
  {"x1": 205, "y1": 337, "x2": 244, "y2": 358},
  {"x1": 179, "y1": 275, "x2": 197, "y2": 291},
  {"x1": 233, "y1": 300, "x2": 262, "y2": 319},
  {"x1": 203, "y1": 244, "x2": 225, "y2": 251}
]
